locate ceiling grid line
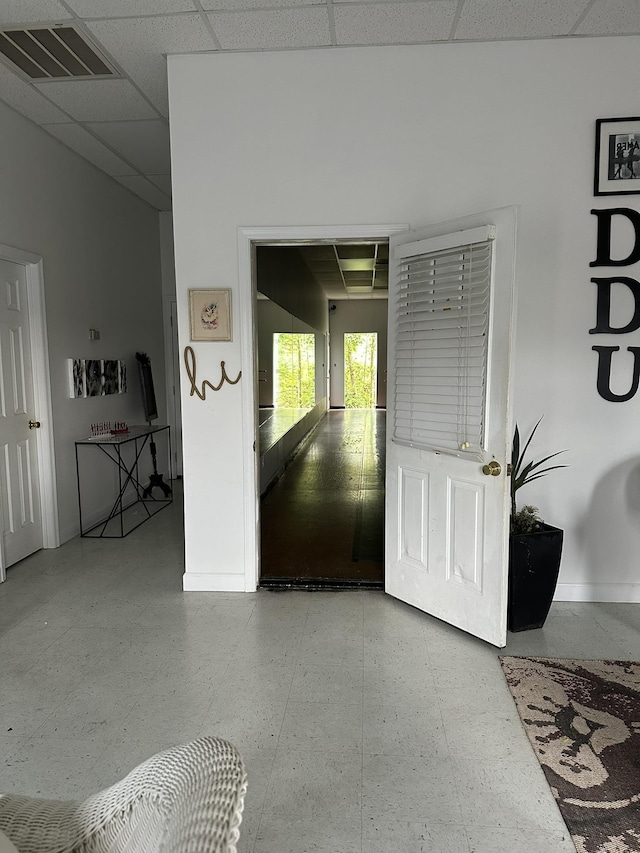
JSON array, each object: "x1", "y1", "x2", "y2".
[
  {"x1": 325, "y1": 0, "x2": 338, "y2": 46},
  {"x1": 448, "y1": 0, "x2": 467, "y2": 40},
  {"x1": 191, "y1": 0, "x2": 223, "y2": 51},
  {"x1": 570, "y1": 0, "x2": 600, "y2": 35}
]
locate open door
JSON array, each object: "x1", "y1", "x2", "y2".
[{"x1": 385, "y1": 207, "x2": 517, "y2": 647}]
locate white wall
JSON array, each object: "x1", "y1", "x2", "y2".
[
  {"x1": 0, "y1": 100, "x2": 165, "y2": 543},
  {"x1": 329, "y1": 300, "x2": 388, "y2": 408},
  {"x1": 169, "y1": 38, "x2": 640, "y2": 600}
]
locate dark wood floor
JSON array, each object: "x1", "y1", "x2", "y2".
[{"x1": 260, "y1": 409, "x2": 385, "y2": 586}]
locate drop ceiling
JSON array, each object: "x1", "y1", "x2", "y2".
[
  {"x1": 0, "y1": 0, "x2": 638, "y2": 216},
  {"x1": 259, "y1": 242, "x2": 390, "y2": 300}
]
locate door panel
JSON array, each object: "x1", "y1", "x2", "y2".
[
  {"x1": 0, "y1": 258, "x2": 43, "y2": 572},
  {"x1": 10, "y1": 326, "x2": 27, "y2": 413},
  {"x1": 399, "y1": 468, "x2": 427, "y2": 568},
  {"x1": 447, "y1": 476, "x2": 483, "y2": 590},
  {"x1": 385, "y1": 207, "x2": 517, "y2": 647}
]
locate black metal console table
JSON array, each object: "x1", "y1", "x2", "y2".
[{"x1": 75, "y1": 425, "x2": 172, "y2": 538}]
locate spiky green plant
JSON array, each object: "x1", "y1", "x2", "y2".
[
  {"x1": 511, "y1": 418, "x2": 567, "y2": 533},
  {"x1": 512, "y1": 505, "x2": 544, "y2": 535}
]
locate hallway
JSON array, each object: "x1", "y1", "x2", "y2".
[{"x1": 260, "y1": 409, "x2": 385, "y2": 586}]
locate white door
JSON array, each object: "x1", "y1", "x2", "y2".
[
  {"x1": 0, "y1": 258, "x2": 43, "y2": 574},
  {"x1": 385, "y1": 207, "x2": 517, "y2": 647}
]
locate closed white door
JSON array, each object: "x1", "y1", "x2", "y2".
[
  {"x1": 385, "y1": 207, "x2": 517, "y2": 647},
  {"x1": 0, "y1": 258, "x2": 43, "y2": 574}
]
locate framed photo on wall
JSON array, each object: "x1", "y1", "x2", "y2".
[
  {"x1": 189, "y1": 289, "x2": 232, "y2": 341},
  {"x1": 595, "y1": 117, "x2": 640, "y2": 195}
]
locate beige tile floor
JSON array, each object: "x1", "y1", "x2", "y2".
[{"x1": 1, "y1": 491, "x2": 638, "y2": 852}]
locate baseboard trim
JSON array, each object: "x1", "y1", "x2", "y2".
[
  {"x1": 260, "y1": 577, "x2": 384, "y2": 590},
  {"x1": 555, "y1": 583, "x2": 640, "y2": 603},
  {"x1": 183, "y1": 572, "x2": 248, "y2": 592}
]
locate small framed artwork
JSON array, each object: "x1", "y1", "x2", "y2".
[
  {"x1": 189, "y1": 289, "x2": 232, "y2": 341},
  {"x1": 68, "y1": 358, "x2": 86, "y2": 398},
  {"x1": 595, "y1": 117, "x2": 640, "y2": 195}
]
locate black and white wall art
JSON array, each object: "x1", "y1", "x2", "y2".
[
  {"x1": 67, "y1": 359, "x2": 128, "y2": 398},
  {"x1": 595, "y1": 117, "x2": 640, "y2": 195}
]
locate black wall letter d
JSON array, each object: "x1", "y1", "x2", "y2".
[{"x1": 591, "y1": 208, "x2": 640, "y2": 267}]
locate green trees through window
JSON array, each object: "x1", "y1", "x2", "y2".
[
  {"x1": 274, "y1": 333, "x2": 316, "y2": 409},
  {"x1": 344, "y1": 332, "x2": 377, "y2": 408}
]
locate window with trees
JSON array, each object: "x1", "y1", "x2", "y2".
[
  {"x1": 344, "y1": 332, "x2": 377, "y2": 408},
  {"x1": 274, "y1": 333, "x2": 316, "y2": 409}
]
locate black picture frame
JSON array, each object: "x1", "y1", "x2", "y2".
[
  {"x1": 595, "y1": 117, "x2": 640, "y2": 196},
  {"x1": 135, "y1": 352, "x2": 158, "y2": 423}
]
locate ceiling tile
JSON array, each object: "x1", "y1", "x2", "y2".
[
  {"x1": 86, "y1": 15, "x2": 216, "y2": 117},
  {"x1": 42, "y1": 122, "x2": 138, "y2": 175},
  {"x1": 114, "y1": 175, "x2": 172, "y2": 210},
  {"x1": 32, "y1": 78, "x2": 158, "y2": 121},
  {"x1": 86, "y1": 118, "x2": 171, "y2": 173},
  {"x1": 0, "y1": 0, "x2": 72, "y2": 25},
  {"x1": 147, "y1": 173, "x2": 172, "y2": 195},
  {"x1": 64, "y1": 0, "x2": 198, "y2": 16},
  {"x1": 454, "y1": 0, "x2": 591, "y2": 40},
  {"x1": 301, "y1": 246, "x2": 336, "y2": 260},
  {"x1": 576, "y1": 0, "x2": 640, "y2": 35},
  {"x1": 207, "y1": 8, "x2": 331, "y2": 49},
  {"x1": 0, "y1": 60, "x2": 68, "y2": 123},
  {"x1": 337, "y1": 245, "x2": 376, "y2": 259},
  {"x1": 334, "y1": 1, "x2": 456, "y2": 44}
]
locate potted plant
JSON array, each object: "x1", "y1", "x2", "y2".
[{"x1": 508, "y1": 418, "x2": 567, "y2": 632}]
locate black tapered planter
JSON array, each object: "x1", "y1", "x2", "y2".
[{"x1": 508, "y1": 524, "x2": 563, "y2": 632}]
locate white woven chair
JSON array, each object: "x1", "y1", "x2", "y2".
[{"x1": 0, "y1": 736, "x2": 247, "y2": 853}]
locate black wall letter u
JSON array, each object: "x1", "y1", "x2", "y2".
[{"x1": 592, "y1": 345, "x2": 640, "y2": 401}]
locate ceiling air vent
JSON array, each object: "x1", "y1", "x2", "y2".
[{"x1": 0, "y1": 25, "x2": 116, "y2": 80}]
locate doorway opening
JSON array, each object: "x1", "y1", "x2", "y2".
[
  {"x1": 254, "y1": 241, "x2": 388, "y2": 588},
  {"x1": 344, "y1": 332, "x2": 377, "y2": 409}
]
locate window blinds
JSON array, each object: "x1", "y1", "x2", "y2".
[{"x1": 393, "y1": 235, "x2": 494, "y2": 455}]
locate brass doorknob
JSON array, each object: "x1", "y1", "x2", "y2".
[
  {"x1": 28, "y1": 420, "x2": 41, "y2": 430},
  {"x1": 482, "y1": 460, "x2": 501, "y2": 476}
]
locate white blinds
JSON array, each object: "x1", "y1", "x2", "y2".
[{"x1": 393, "y1": 236, "x2": 494, "y2": 455}]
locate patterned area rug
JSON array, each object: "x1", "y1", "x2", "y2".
[{"x1": 500, "y1": 657, "x2": 640, "y2": 853}]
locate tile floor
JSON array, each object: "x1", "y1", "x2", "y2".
[
  {"x1": 1, "y1": 489, "x2": 639, "y2": 852},
  {"x1": 261, "y1": 410, "x2": 384, "y2": 584}
]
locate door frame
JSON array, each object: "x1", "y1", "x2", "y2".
[
  {"x1": 237, "y1": 224, "x2": 407, "y2": 592},
  {"x1": 0, "y1": 243, "x2": 59, "y2": 579},
  {"x1": 164, "y1": 298, "x2": 183, "y2": 478}
]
